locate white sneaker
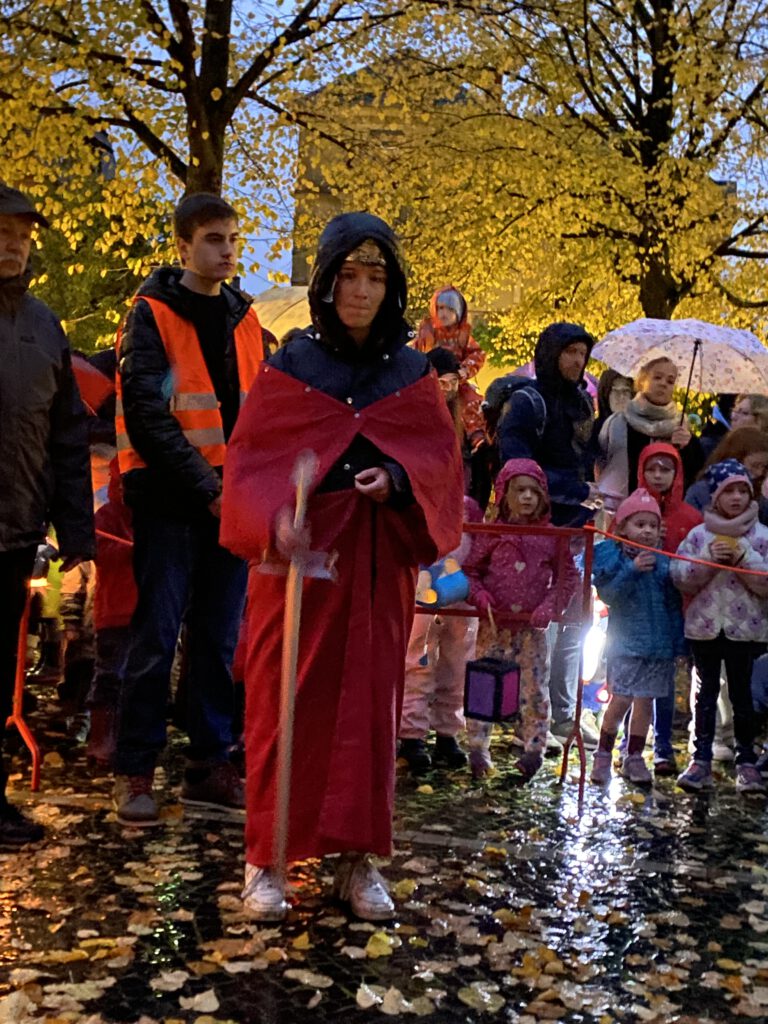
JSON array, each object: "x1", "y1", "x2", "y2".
[
  {"x1": 579, "y1": 710, "x2": 601, "y2": 748},
  {"x1": 242, "y1": 864, "x2": 289, "y2": 921},
  {"x1": 334, "y1": 854, "x2": 394, "y2": 921},
  {"x1": 713, "y1": 742, "x2": 735, "y2": 763}
]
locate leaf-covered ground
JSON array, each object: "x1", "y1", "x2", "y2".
[{"x1": 3, "y1": 713, "x2": 768, "y2": 1023}]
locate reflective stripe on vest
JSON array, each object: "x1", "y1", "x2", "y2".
[{"x1": 115, "y1": 294, "x2": 263, "y2": 474}]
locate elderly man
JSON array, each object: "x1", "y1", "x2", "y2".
[{"x1": 0, "y1": 183, "x2": 94, "y2": 844}]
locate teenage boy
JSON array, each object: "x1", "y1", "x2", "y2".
[{"x1": 113, "y1": 192, "x2": 264, "y2": 826}]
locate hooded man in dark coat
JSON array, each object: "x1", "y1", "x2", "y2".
[
  {"x1": 498, "y1": 322, "x2": 600, "y2": 748},
  {"x1": 499, "y1": 322, "x2": 598, "y2": 527},
  {"x1": 0, "y1": 184, "x2": 94, "y2": 845},
  {"x1": 221, "y1": 211, "x2": 464, "y2": 923}
]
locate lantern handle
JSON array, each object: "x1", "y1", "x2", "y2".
[{"x1": 487, "y1": 605, "x2": 498, "y2": 639}]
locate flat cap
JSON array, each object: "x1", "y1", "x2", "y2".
[{"x1": 0, "y1": 183, "x2": 50, "y2": 227}]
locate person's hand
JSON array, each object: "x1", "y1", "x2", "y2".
[
  {"x1": 59, "y1": 555, "x2": 85, "y2": 573},
  {"x1": 354, "y1": 466, "x2": 391, "y2": 503},
  {"x1": 583, "y1": 482, "x2": 603, "y2": 509},
  {"x1": 710, "y1": 540, "x2": 739, "y2": 565},
  {"x1": 633, "y1": 551, "x2": 656, "y2": 572},
  {"x1": 671, "y1": 424, "x2": 691, "y2": 448},
  {"x1": 208, "y1": 494, "x2": 223, "y2": 518},
  {"x1": 472, "y1": 590, "x2": 492, "y2": 614},
  {"x1": 274, "y1": 505, "x2": 311, "y2": 560},
  {"x1": 529, "y1": 604, "x2": 552, "y2": 629}
]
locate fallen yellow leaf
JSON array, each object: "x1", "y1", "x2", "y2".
[{"x1": 365, "y1": 931, "x2": 400, "y2": 959}]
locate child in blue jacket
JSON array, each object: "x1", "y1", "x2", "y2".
[{"x1": 591, "y1": 489, "x2": 686, "y2": 786}]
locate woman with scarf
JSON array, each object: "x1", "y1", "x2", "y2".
[{"x1": 598, "y1": 356, "x2": 704, "y2": 502}]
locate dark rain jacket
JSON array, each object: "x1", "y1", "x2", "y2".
[
  {"x1": 499, "y1": 322, "x2": 596, "y2": 526},
  {"x1": 269, "y1": 212, "x2": 430, "y2": 499},
  {"x1": 0, "y1": 268, "x2": 94, "y2": 555},
  {"x1": 118, "y1": 266, "x2": 255, "y2": 518}
]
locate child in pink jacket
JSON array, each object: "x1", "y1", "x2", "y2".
[{"x1": 464, "y1": 459, "x2": 579, "y2": 780}]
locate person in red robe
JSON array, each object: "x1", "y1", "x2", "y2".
[{"x1": 221, "y1": 212, "x2": 464, "y2": 921}]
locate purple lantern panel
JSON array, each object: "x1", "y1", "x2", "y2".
[{"x1": 464, "y1": 657, "x2": 521, "y2": 723}]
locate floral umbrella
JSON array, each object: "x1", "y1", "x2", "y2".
[{"x1": 591, "y1": 318, "x2": 768, "y2": 410}]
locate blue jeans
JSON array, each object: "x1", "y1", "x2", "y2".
[
  {"x1": 114, "y1": 510, "x2": 247, "y2": 776},
  {"x1": 88, "y1": 626, "x2": 131, "y2": 709},
  {"x1": 547, "y1": 618, "x2": 582, "y2": 724},
  {"x1": 653, "y1": 675, "x2": 676, "y2": 760}
]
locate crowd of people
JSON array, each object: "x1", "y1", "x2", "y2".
[{"x1": 3, "y1": 181, "x2": 768, "y2": 925}]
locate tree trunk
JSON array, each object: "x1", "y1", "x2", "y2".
[
  {"x1": 186, "y1": 122, "x2": 226, "y2": 195},
  {"x1": 638, "y1": 254, "x2": 680, "y2": 319}
]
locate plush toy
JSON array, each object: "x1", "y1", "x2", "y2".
[{"x1": 415, "y1": 556, "x2": 470, "y2": 607}]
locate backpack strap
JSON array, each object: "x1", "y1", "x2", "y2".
[{"x1": 513, "y1": 386, "x2": 547, "y2": 440}]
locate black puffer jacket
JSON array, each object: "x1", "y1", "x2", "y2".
[
  {"x1": 269, "y1": 212, "x2": 429, "y2": 498},
  {"x1": 499, "y1": 322, "x2": 596, "y2": 526},
  {"x1": 0, "y1": 268, "x2": 94, "y2": 555},
  {"x1": 118, "y1": 267, "x2": 254, "y2": 517}
]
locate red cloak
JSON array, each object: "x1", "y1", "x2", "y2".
[{"x1": 221, "y1": 365, "x2": 463, "y2": 865}]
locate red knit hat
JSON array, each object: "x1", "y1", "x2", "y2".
[{"x1": 614, "y1": 488, "x2": 661, "y2": 531}]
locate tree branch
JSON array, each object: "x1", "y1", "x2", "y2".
[{"x1": 715, "y1": 279, "x2": 768, "y2": 308}]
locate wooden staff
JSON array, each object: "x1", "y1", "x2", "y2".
[{"x1": 273, "y1": 450, "x2": 319, "y2": 885}]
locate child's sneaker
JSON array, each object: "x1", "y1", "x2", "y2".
[
  {"x1": 590, "y1": 750, "x2": 612, "y2": 784},
  {"x1": 469, "y1": 748, "x2": 493, "y2": 779},
  {"x1": 621, "y1": 753, "x2": 652, "y2": 786},
  {"x1": 653, "y1": 755, "x2": 677, "y2": 777},
  {"x1": 735, "y1": 764, "x2": 767, "y2": 794},
  {"x1": 712, "y1": 742, "x2": 735, "y2": 763},
  {"x1": 513, "y1": 751, "x2": 542, "y2": 783},
  {"x1": 676, "y1": 760, "x2": 714, "y2": 792}
]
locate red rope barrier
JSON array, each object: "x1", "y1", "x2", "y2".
[
  {"x1": 95, "y1": 528, "x2": 132, "y2": 546},
  {"x1": 584, "y1": 523, "x2": 768, "y2": 577}
]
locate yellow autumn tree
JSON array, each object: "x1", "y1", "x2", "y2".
[
  {"x1": 297, "y1": 0, "x2": 768, "y2": 358},
  {"x1": 0, "y1": 0, "x2": 422, "y2": 345}
]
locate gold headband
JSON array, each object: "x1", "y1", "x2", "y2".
[{"x1": 344, "y1": 239, "x2": 387, "y2": 267}]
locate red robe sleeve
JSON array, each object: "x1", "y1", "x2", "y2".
[{"x1": 220, "y1": 364, "x2": 464, "y2": 565}]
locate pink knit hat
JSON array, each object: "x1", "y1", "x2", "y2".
[{"x1": 614, "y1": 488, "x2": 661, "y2": 531}]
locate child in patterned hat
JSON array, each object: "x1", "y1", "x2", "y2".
[
  {"x1": 591, "y1": 489, "x2": 686, "y2": 786},
  {"x1": 413, "y1": 286, "x2": 487, "y2": 453},
  {"x1": 672, "y1": 459, "x2": 768, "y2": 793}
]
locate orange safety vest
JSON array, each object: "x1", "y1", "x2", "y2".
[{"x1": 115, "y1": 295, "x2": 263, "y2": 474}]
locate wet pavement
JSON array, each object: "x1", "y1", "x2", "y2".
[{"x1": 3, "y1": 709, "x2": 768, "y2": 1023}]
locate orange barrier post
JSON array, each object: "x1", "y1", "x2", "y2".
[{"x1": 6, "y1": 584, "x2": 41, "y2": 792}]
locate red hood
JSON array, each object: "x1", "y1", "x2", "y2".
[
  {"x1": 494, "y1": 457, "x2": 551, "y2": 524},
  {"x1": 638, "y1": 441, "x2": 684, "y2": 513}
]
